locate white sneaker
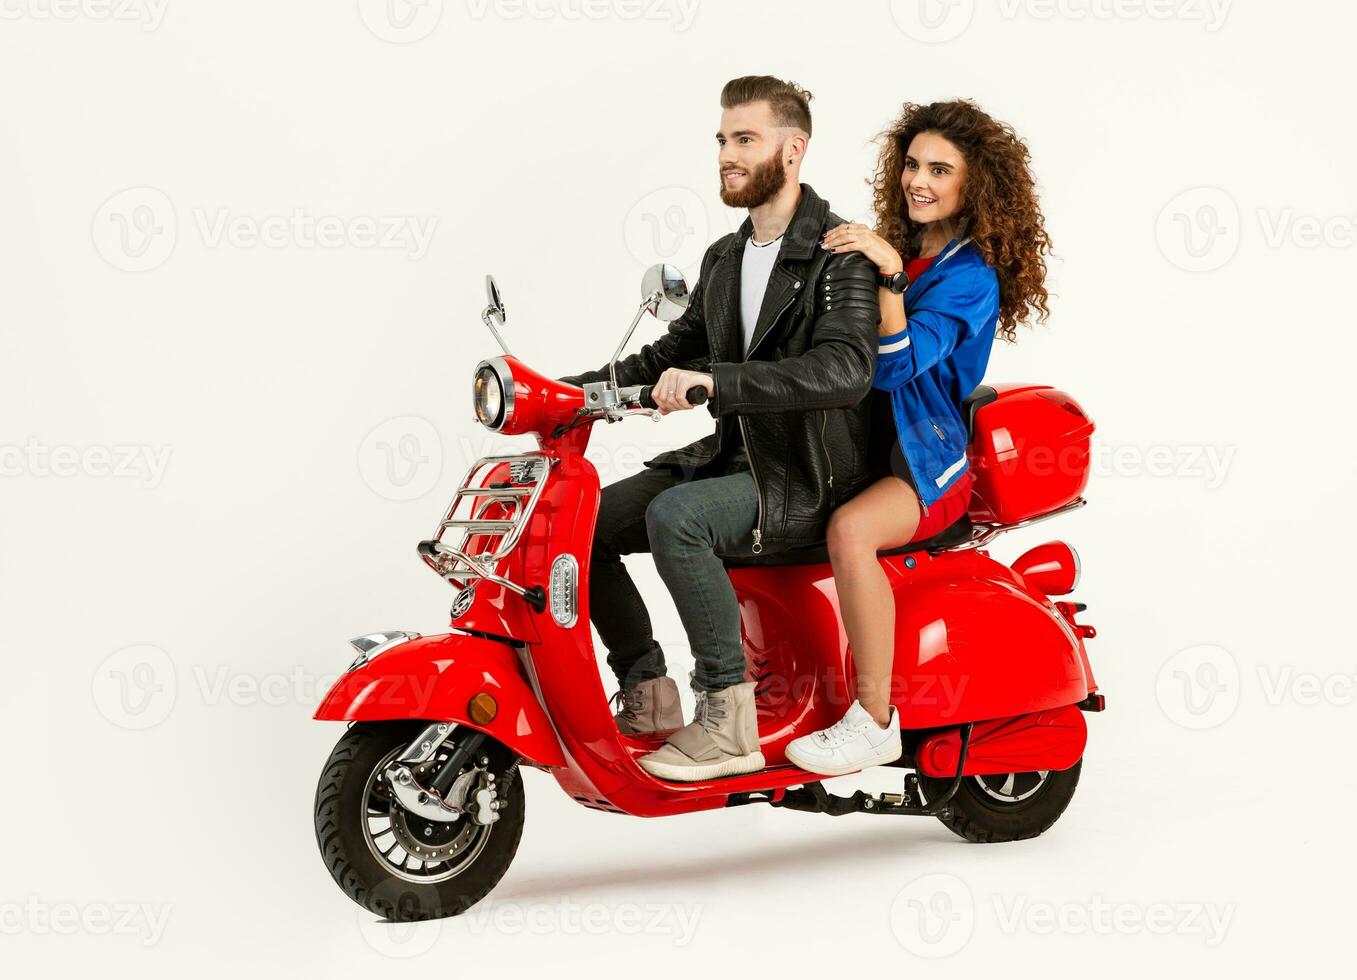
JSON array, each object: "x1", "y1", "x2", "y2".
[{"x1": 785, "y1": 701, "x2": 902, "y2": 776}]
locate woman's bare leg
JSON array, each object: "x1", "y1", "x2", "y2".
[{"x1": 826, "y1": 476, "x2": 924, "y2": 726}]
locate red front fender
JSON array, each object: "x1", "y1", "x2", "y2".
[{"x1": 314, "y1": 632, "x2": 566, "y2": 768}]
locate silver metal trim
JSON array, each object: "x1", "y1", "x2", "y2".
[
  {"x1": 474, "y1": 357, "x2": 515, "y2": 431},
  {"x1": 396, "y1": 722, "x2": 455, "y2": 766},
  {"x1": 419, "y1": 451, "x2": 556, "y2": 606},
  {"x1": 346, "y1": 630, "x2": 421, "y2": 671},
  {"x1": 945, "y1": 497, "x2": 1088, "y2": 551}
]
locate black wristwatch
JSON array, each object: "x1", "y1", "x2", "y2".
[{"x1": 877, "y1": 269, "x2": 909, "y2": 293}]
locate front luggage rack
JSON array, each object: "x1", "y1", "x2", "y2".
[{"x1": 416, "y1": 452, "x2": 554, "y2": 613}]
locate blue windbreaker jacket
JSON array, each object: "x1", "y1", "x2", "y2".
[{"x1": 874, "y1": 238, "x2": 1000, "y2": 511}]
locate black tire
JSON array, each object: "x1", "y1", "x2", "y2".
[
  {"x1": 314, "y1": 721, "x2": 524, "y2": 921},
  {"x1": 917, "y1": 759, "x2": 1081, "y2": 843}
]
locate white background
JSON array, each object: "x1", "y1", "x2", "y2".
[{"x1": 3, "y1": 0, "x2": 1354, "y2": 973}]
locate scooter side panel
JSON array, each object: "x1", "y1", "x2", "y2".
[
  {"x1": 882, "y1": 549, "x2": 1091, "y2": 728},
  {"x1": 313, "y1": 632, "x2": 567, "y2": 768},
  {"x1": 915, "y1": 704, "x2": 1088, "y2": 777}
]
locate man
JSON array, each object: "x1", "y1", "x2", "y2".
[{"x1": 562, "y1": 75, "x2": 880, "y2": 781}]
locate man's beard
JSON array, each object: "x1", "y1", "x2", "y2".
[{"x1": 719, "y1": 151, "x2": 788, "y2": 209}]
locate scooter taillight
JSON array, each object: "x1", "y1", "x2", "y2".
[{"x1": 1012, "y1": 541, "x2": 1080, "y2": 595}]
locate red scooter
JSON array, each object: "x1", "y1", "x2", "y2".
[{"x1": 313, "y1": 267, "x2": 1103, "y2": 922}]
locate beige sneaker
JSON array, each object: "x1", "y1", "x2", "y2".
[
  {"x1": 637, "y1": 680, "x2": 765, "y2": 781},
  {"x1": 612, "y1": 676, "x2": 683, "y2": 736}
]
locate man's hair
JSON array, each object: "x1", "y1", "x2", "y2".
[{"x1": 719, "y1": 75, "x2": 813, "y2": 136}]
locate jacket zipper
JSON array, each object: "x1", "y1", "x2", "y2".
[
  {"x1": 737, "y1": 277, "x2": 799, "y2": 555},
  {"x1": 819, "y1": 411, "x2": 834, "y2": 492},
  {"x1": 738, "y1": 415, "x2": 764, "y2": 553}
]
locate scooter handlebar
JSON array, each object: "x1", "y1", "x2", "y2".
[{"x1": 637, "y1": 385, "x2": 709, "y2": 410}]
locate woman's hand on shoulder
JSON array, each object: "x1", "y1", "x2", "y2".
[{"x1": 820, "y1": 222, "x2": 903, "y2": 275}]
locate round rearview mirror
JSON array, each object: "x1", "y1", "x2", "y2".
[
  {"x1": 641, "y1": 264, "x2": 689, "y2": 322},
  {"x1": 485, "y1": 274, "x2": 506, "y2": 326}
]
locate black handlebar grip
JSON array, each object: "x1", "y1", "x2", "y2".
[{"x1": 638, "y1": 385, "x2": 708, "y2": 408}]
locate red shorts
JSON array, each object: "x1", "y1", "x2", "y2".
[{"x1": 908, "y1": 469, "x2": 974, "y2": 542}]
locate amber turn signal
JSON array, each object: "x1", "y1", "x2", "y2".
[{"x1": 468, "y1": 692, "x2": 498, "y2": 725}]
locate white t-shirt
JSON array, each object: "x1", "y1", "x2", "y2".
[{"x1": 739, "y1": 235, "x2": 783, "y2": 356}]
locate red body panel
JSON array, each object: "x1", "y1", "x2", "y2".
[
  {"x1": 315, "y1": 358, "x2": 1100, "y2": 818},
  {"x1": 313, "y1": 632, "x2": 566, "y2": 768},
  {"x1": 968, "y1": 384, "x2": 1094, "y2": 525},
  {"x1": 915, "y1": 704, "x2": 1088, "y2": 777}
]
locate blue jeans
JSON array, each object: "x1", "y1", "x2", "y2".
[{"x1": 589, "y1": 464, "x2": 758, "y2": 692}]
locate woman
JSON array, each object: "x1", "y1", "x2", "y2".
[{"x1": 786, "y1": 99, "x2": 1053, "y2": 775}]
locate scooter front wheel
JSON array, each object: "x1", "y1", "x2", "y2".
[
  {"x1": 917, "y1": 759, "x2": 1081, "y2": 843},
  {"x1": 314, "y1": 720, "x2": 524, "y2": 921}
]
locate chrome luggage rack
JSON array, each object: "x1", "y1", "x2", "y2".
[
  {"x1": 947, "y1": 496, "x2": 1087, "y2": 551},
  {"x1": 416, "y1": 452, "x2": 554, "y2": 614}
]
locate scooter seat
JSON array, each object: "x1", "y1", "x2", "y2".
[{"x1": 723, "y1": 514, "x2": 974, "y2": 568}]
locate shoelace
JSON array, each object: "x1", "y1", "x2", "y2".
[
  {"x1": 813, "y1": 712, "x2": 871, "y2": 748},
  {"x1": 692, "y1": 690, "x2": 729, "y2": 732},
  {"x1": 609, "y1": 687, "x2": 645, "y2": 721}
]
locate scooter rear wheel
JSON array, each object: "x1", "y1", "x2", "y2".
[
  {"x1": 917, "y1": 759, "x2": 1081, "y2": 843},
  {"x1": 314, "y1": 720, "x2": 525, "y2": 921}
]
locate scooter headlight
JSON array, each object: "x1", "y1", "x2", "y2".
[{"x1": 473, "y1": 358, "x2": 513, "y2": 431}]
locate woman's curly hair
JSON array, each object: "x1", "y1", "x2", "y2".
[{"x1": 871, "y1": 99, "x2": 1051, "y2": 342}]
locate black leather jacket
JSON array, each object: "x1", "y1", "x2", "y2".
[{"x1": 564, "y1": 184, "x2": 880, "y2": 554}]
